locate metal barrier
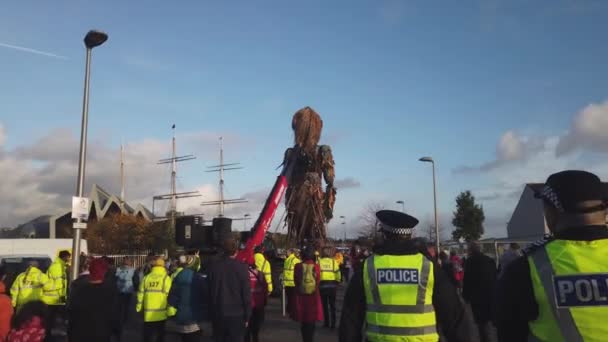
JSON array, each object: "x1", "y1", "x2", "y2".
[{"x1": 89, "y1": 253, "x2": 153, "y2": 268}]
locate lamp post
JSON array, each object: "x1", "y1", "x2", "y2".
[
  {"x1": 244, "y1": 213, "x2": 250, "y2": 230},
  {"x1": 340, "y1": 216, "x2": 346, "y2": 244},
  {"x1": 396, "y1": 200, "x2": 405, "y2": 212},
  {"x1": 70, "y1": 30, "x2": 108, "y2": 281},
  {"x1": 419, "y1": 157, "x2": 439, "y2": 254}
]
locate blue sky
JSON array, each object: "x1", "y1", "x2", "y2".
[{"x1": 1, "y1": 0, "x2": 608, "y2": 237}]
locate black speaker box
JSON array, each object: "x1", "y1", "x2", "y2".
[{"x1": 211, "y1": 217, "x2": 232, "y2": 246}]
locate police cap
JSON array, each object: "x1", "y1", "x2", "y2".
[
  {"x1": 376, "y1": 210, "x2": 419, "y2": 235},
  {"x1": 534, "y1": 170, "x2": 607, "y2": 214}
]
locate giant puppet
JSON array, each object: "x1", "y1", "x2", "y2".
[
  {"x1": 236, "y1": 106, "x2": 336, "y2": 262},
  {"x1": 283, "y1": 107, "x2": 336, "y2": 243}
]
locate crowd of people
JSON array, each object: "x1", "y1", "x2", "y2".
[{"x1": 0, "y1": 169, "x2": 606, "y2": 342}]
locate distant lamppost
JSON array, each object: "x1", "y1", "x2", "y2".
[
  {"x1": 244, "y1": 213, "x2": 251, "y2": 230},
  {"x1": 396, "y1": 200, "x2": 405, "y2": 212},
  {"x1": 419, "y1": 156, "x2": 439, "y2": 254},
  {"x1": 70, "y1": 30, "x2": 108, "y2": 281},
  {"x1": 340, "y1": 215, "x2": 346, "y2": 243}
]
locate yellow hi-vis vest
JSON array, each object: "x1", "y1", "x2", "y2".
[
  {"x1": 136, "y1": 266, "x2": 172, "y2": 322},
  {"x1": 255, "y1": 253, "x2": 273, "y2": 293},
  {"x1": 528, "y1": 239, "x2": 608, "y2": 342},
  {"x1": 319, "y1": 257, "x2": 341, "y2": 282},
  {"x1": 283, "y1": 254, "x2": 300, "y2": 288},
  {"x1": 363, "y1": 254, "x2": 438, "y2": 342},
  {"x1": 43, "y1": 258, "x2": 67, "y2": 305},
  {"x1": 10, "y1": 266, "x2": 48, "y2": 309}
]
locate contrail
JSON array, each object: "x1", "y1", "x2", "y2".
[{"x1": 0, "y1": 42, "x2": 67, "y2": 60}]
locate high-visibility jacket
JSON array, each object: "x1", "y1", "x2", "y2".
[
  {"x1": 136, "y1": 266, "x2": 172, "y2": 322},
  {"x1": 319, "y1": 257, "x2": 341, "y2": 283},
  {"x1": 283, "y1": 254, "x2": 301, "y2": 288},
  {"x1": 527, "y1": 239, "x2": 608, "y2": 342},
  {"x1": 363, "y1": 253, "x2": 438, "y2": 342},
  {"x1": 255, "y1": 253, "x2": 273, "y2": 293},
  {"x1": 10, "y1": 267, "x2": 48, "y2": 309},
  {"x1": 43, "y1": 258, "x2": 67, "y2": 305}
]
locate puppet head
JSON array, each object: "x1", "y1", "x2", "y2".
[{"x1": 292, "y1": 106, "x2": 323, "y2": 154}]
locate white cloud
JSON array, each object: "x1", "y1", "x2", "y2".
[
  {"x1": 454, "y1": 130, "x2": 546, "y2": 173},
  {"x1": 496, "y1": 130, "x2": 525, "y2": 161},
  {"x1": 557, "y1": 100, "x2": 608, "y2": 155},
  {"x1": 335, "y1": 177, "x2": 361, "y2": 189},
  {"x1": 0, "y1": 126, "x2": 251, "y2": 228}
]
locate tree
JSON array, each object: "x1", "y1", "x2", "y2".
[
  {"x1": 357, "y1": 201, "x2": 387, "y2": 240},
  {"x1": 451, "y1": 191, "x2": 485, "y2": 242},
  {"x1": 85, "y1": 214, "x2": 173, "y2": 254}
]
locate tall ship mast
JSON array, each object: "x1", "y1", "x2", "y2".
[
  {"x1": 153, "y1": 124, "x2": 201, "y2": 231},
  {"x1": 201, "y1": 137, "x2": 247, "y2": 218}
]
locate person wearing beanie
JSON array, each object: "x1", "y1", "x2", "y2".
[
  {"x1": 339, "y1": 210, "x2": 477, "y2": 342},
  {"x1": 67, "y1": 258, "x2": 119, "y2": 342},
  {"x1": 496, "y1": 170, "x2": 608, "y2": 342},
  {"x1": 137, "y1": 257, "x2": 172, "y2": 342},
  {"x1": 166, "y1": 254, "x2": 207, "y2": 342}
]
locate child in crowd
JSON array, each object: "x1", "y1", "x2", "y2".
[{"x1": 7, "y1": 301, "x2": 48, "y2": 342}]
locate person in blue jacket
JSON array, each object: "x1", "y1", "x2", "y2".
[{"x1": 166, "y1": 255, "x2": 208, "y2": 342}]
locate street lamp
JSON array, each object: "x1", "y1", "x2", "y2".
[
  {"x1": 244, "y1": 213, "x2": 251, "y2": 230},
  {"x1": 339, "y1": 216, "x2": 346, "y2": 243},
  {"x1": 70, "y1": 30, "x2": 108, "y2": 281},
  {"x1": 419, "y1": 156, "x2": 439, "y2": 254},
  {"x1": 396, "y1": 200, "x2": 405, "y2": 212}
]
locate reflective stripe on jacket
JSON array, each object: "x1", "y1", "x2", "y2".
[
  {"x1": 10, "y1": 267, "x2": 48, "y2": 309},
  {"x1": 363, "y1": 253, "x2": 438, "y2": 342},
  {"x1": 43, "y1": 258, "x2": 67, "y2": 305},
  {"x1": 136, "y1": 266, "x2": 172, "y2": 322},
  {"x1": 283, "y1": 254, "x2": 300, "y2": 288},
  {"x1": 319, "y1": 257, "x2": 341, "y2": 283},
  {"x1": 528, "y1": 239, "x2": 608, "y2": 342},
  {"x1": 255, "y1": 253, "x2": 273, "y2": 293}
]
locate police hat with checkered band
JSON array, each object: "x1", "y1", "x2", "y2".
[
  {"x1": 376, "y1": 210, "x2": 419, "y2": 236},
  {"x1": 534, "y1": 170, "x2": 607, "y2": 214}
]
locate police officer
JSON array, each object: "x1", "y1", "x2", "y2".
[
  {"x1": 283, "y1": 248, "x2": 300, "y2": 313},
  {"x1": 339, "y1": 210, "x2": 477, "y2": 342},
  {"x1": 319, "y1": 247, "x2": 341, "y2": 329},
  {"x1": 496, "y1": 170, "x2": 608, "y2": 342},
  {"x1": 136, "y1": 257, "x2": 172, "y2": 342},
  {"x1": 10, "y1": 260, "x2": 49, "y2": 310}
]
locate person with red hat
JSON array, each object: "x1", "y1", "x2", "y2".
[{"x1": 67, "y1": 258, "x2": 119, "y2": 342}]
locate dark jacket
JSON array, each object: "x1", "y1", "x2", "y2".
[
  {"x1": 440, "y1": 258, "x2": 459, "y2": 288},
  {"x1": 462, "y1": 251, "x2": 497, "y2": 323},
  {"x1": 207, "y1": 255, "x2": 251, "y2": 321},
  {"x1": 339, "y1": 239, "x2": 478, "y2": 342},
  {"x1": 168, "y1": 268, "x2": 207, "y2": 324},
  {"x1": 495, "y1": 226, "x2": 608, "y2": 342},
  {"x1": 67, "y1": 282, "x2": 119, "y2": 342}
]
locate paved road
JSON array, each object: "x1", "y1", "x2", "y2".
[{"x1": 115, "y1": 285, "x2": 346, "y2": 342}]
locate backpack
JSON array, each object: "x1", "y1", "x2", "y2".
[{"x1": 299, "y1": 263, "x2": 316, "y2": 295}]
